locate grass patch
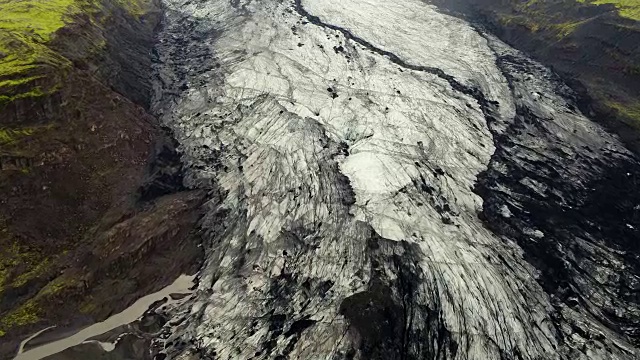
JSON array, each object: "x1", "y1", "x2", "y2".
[
  {"x1": 11, "y1": 259, "x2": 51, "y2": 287},
  {"x1": 578, "y1": 0, "x2": 640, "y2": 21},
  {"x1": 0, "y1": 269, "x2": 77, "y2": 336},
  {"x1": 499, "y1": 14, "x2": 543, "y2": 32},
  {"x1": 115, "y1": 0, "x2": 148, "y2": 17},
  {"x1": 79, "y1": 300, "x2": 97, "y2": 314},
  {"x1": 38, "y1": 275, "x2": 77, "y2": 296},
  {"x1": 0, "y1": 75, "x2": 44, "y2": 89},
  {"x1": 608, "y1": 101, "x2": 640, "y2": 124},
  {"x1": 0, "y1": 242, "x2": 45, "y2": 293},
  {"x1": 0, "y1": 0, "x2": 152, "y2": 106},
  {"x1": 552, "y1": 18, "x2": 594, "y2": 37},
  {"x1": 0, "y1": 124, "x2": 55, "y2": 146},
  {"x1": 0, "y1": 301, "x2": 40, "y2": 336},
  {"x1": 0, "y1": 127, "x2": 35, "y2": 144},
  {"x1": 0, "y1": 0, "x2": 91, "y2": 42},
  {"x1": 0, "y1": 0, "x2": 89, "y2": 78},
  {"x1": 0, "y1": 28, "x2": 71, "y2": 104}
]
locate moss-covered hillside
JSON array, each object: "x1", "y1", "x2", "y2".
[
  {"x1": 577, "y1": 0, "x2": 640, "y2": 21},
  {"x1": 0, "y1": 0, "x2": 153, "y2": 105},
  {"x1": 0, "y1": 0, "x2": 206, "y2": 357}
]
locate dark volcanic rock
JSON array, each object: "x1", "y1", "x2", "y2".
[
  {"x1": 477, "y1": 55, "x2": 640, "y2": 344},
  {"x1": 475, "y1": 47, "x2": 640, "y2": 352},
  {"x1": 431, "y1": 0, "x2": 640, "y2": 153}
]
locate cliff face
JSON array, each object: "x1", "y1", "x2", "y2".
[{"x1": 0, "y1": 0, "x2": 204, "y2": 357}]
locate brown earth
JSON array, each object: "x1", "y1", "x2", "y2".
[{"x1": 0, "y1": 0, "x2": 207, "y2": 358}]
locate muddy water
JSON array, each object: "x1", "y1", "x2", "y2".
[{"x1": 14, "y1": 274, "x2": 195, "y2": 360}]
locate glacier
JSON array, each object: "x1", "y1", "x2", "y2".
[{"x1": 150, "y1": 0, "x2": 640, "y2": 359}]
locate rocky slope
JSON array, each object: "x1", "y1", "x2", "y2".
[
  {"x1": 141, "y1": 0, "x2": 640, "y2": 359},
  {"x1": 0, "y1": 0, "x2": 206, "y2": 357},
  {"x1": 430, "y1": 0, "x2": 640, "y2": 152}
]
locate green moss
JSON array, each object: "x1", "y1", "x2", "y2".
[
  {"x1": 0, "y1": 127, "x2": 35, "y2": 144},
  {"x1": 11, "y1": 259, "x2": 51, "y2": 287},
  {"x1": 0, "y1": 238, "x2": 76, "y2": 335},
  {"x1": 0, "y1": 0, "x2": 79, "y2": 78},
  {"x1": 578, "y1": 0, "x2": 640, "y2": 21},
  {"x1": 552, "y1": 18, "x2": 593, "y2": 37},
  {"x1": 0, "y1": 301, "x2": 40, "y2": 335},
  {"x1": 0, "y1": 75, "x2": 44, "y2": 89},
  {"x1": 0, "y1": 0, "x2": 90, "y2": 41},
  {"x1": 0, "y1": 87, "x2": 49, "y2": 106},
  {"x1": 608, "y1": 101, "x2": 640, "y2": 123},
  {"x1": 0, "y1": 242, "x2": 47, "y2": 295},
  {"x1": 39, "y1": 275, "x2": 76, "y2": 296},
  {"x1": 0, "y1": 123, "x2": 55, "y2": 145},
  {"x1": 115, "y1": 0, "x2": 148, "y2": 17},
  {"x1": 0, "y1": 269, "x2": 7, "y2": 298},
  {"x1": 0, "y1": 243, "x2": 22, "y2": 293},
  {"x1": 499, "y1": 14, "x2": 544, "y2": 32},
  {"x1": 0, "y1": 0, "x2": 150, "y2": 49},
  {"x1": 79, "y1": 300, "x2": 97, "y2": 314},
  {"x1": 0, "y1": 274, "x2": 78, "y2": 335},
  {"x1": 0, "y1": 30, "x2": 70, "y2": 103},
  {"x1": 0, "y1": 0, "x2": 152, "y2": 106}
]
